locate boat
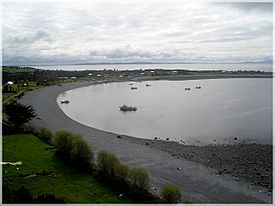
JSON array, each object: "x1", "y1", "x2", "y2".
[
  {"x1": 185, "y1": 88, "x2": 191, "y2": 90},
  {"x1": 61, "y1": 100, "x2": 70, "y2": 104},
  {"x1": 195, "y1": 86, "x2": 201, "y2": 89},
  {"x1": 119, "y1": 105, "x2": 138, "y2": 112},
  {"x1": 130, "y1": 87, "x2": 138, "y2": 90},
  {"x1": 145, "y1": 84, "x2": 151, "y2": 87},
  {"x1": 129, "y1": 83, "x2": 133, "y2": 85}
]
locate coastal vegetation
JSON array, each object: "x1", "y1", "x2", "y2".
[
  {"x1": 3, "y1": 134, "x2": 132, "y2": 203},
  {"x1": 52, "y1": 130, "x2": 93, "y2": 170},
  {"x1": 161, "y1": 184, "x2": 182, "y2": 203}
]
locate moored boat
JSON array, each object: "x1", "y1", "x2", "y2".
[
  {"x1": 119, "y1": 105, "x2": 138, "y2": 112},
  {"x1": 61, "y1": 100, "x2": 70, "y2": 104}
]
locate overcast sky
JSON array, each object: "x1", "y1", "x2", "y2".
[{"x1": 2, "y1": 1, "x2": 273, "y2": 65}]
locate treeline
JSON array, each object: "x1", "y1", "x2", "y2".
[{"x1": 35, "y1": 128, "x2": 183, "y2": 203}]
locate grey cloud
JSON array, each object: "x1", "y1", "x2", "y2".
[
  {"x1": 2, "y1": 2, "x2": 273, "y2": 65},
  {"x1": 223, "y1": 2, "x2": 272, "y2": 13}
]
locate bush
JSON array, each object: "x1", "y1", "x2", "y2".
[
  {"x1": 3, "y1": 186, "x2": 33, "y2": 203},
  {"x1": 53, "y1": 130, "x2": 74, "y2": 156},
  {"x1": 160, "y1": 184, "x2": 182, "y2": 203},
  {"x1": 35, "y1": 194, "x2": 65, "y2": 203},
  {"x1": 114, "y1": 162, "x2": 130, "y2": 182},
  {"x1": 97, "y1": 150, "x2": 120, "y2": 180},
  {"x1": 38, "y1": 127, "x2": 53, "y2": 144},
  {"x1": 129, "y1": 167, "x2": 150, "y2": 192},
  {"x1": 53, "y1": 130, "x2": 93, "y2": 170},
  {"x1": 3, "y1": 185, "x2": 65, "y2": 203},
  {"x1": 70, "y1": 135, "x2": 93, "y2": 169}
]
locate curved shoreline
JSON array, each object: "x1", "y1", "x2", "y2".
[{"x1": 21, "y1": 75, "x2": 272, "y2": 203}]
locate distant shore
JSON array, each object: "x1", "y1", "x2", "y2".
[{"x1": 21, "y1": 74, "x2": 272, "y2": 203}]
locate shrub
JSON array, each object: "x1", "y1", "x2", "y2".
[
  {"x1": 3, "y1": 186, "x2": 34, "y2": 203},
  {"x1": 38, "y1": 127, "x2": 53, "y2": 144},
  {"x1": 70, "y1": 135, "x2": 93, "y2": 169},
  {"x1": 35, "y1": 194, "x2": 65, "y2": 203},
  {"x1": 97, "y1": 150, "x2": 120, "y2": 180},
  {"x1": 114, "y1": 162, "x2": 130, "y2": 182},
  {"x1": 53, "y1": 130, "x2": 74, "y2": 156},
  {"x1": 129, "y1": 167, "x2": 150, "y2": 192},
  {"x1": 160, "y1": 184, "x2": 182, "y2": 203},
  {"x1": 53, "y1": 130, "x2": 93, "y2": 170}
]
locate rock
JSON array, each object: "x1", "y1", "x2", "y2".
[
  {"x1": 119, "y1": 194, "x2": 124, "y2": 197},
  {"x1": 117, "y1": 135, "x2": 122, "y2": 138},
  {"x1": 234, "y1": 137, "x2": 238, "y2": 140},
  {"x1": 213, "y1": 139, "x2": 216, "y2": 141},
  {"x1": 146, "y1": 143, "x2": 149, "y2": 145},
  {"x1": 177, "y1": 167, "x2": 181, "y2": 171},
  {"x1": 154, "y1": 137, "x2": 158, "y2": 140},
  {"x1": 166, "y1": 138, "x2": 169, "y2": 141}
]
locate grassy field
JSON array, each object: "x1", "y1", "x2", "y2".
[{"x1": 3, "y1": 134, "x2": 132, "y2": 203}]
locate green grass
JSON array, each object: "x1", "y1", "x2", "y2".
[{"x1": 3, "y1": 134, "x2": 132, "y2": 203}]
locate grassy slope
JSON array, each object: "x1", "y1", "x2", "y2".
[{"x1": 3, "y1": 134, "x2": 132, "y2": 203}]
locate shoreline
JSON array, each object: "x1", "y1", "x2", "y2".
[
  {"x1": 124, "y1": 136, "x2": 272, "y2": 190},
  {"x1": 21, "y1": 75, "x2": 272, "y2": 203}
]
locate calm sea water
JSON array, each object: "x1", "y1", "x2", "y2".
[
  {"x1": 57, "y1": 78, "x2": 272, "y2": 145},
  {"x1": 33, "y1": 63, "x2": 272, "y2": 72}
]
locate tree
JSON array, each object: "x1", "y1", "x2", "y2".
[
  {"x1": 129, "y1": 167, "x2": 150, "y2": 192},
  {"x1": 3, "y1": 100, "x2": 36, "y2": 130},
  {"x1": 160, "y1": 184, "x2": 182, "y2": 203}
]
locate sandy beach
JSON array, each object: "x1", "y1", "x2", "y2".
[{"x1": 21, "y1": 74, "x2": 272, "y2": 203}]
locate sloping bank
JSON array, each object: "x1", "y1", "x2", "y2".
[{"x1": 21, "y1": 75, "x2": 272, "y2": 203}]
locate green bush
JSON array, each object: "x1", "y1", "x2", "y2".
[
  {"x1": 38, "y1": 127, "x2": 53, "y2": 144},
  {"x1": 129, "y1": 167, "x2": 150, "y2": 192},
  {"x1": 53, "y1": 130, "x2": 74, "y2": 156},
  {"x1": 114, "y1": 162, "x2": 130, "y2": 182},
  {"x1": 53, "y1": 130, "x2": 93, "y2": 169},
  {"x1": 97, "y1": 150, "x2": 120, "y2": 180},
  {"x1": 70, "y1": 135, "x2": 94, "y2": 168},
  {"x1": 160, "y1": 184, "x2": 182, "y2": 203}
]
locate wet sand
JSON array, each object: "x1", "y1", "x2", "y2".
[{"x1": 21, "y1": 75, "x2": 272, "y2": 203}]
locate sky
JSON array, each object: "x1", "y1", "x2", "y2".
[{"x1": 2, "y1": 1, "x2": 273, "y2": 65}]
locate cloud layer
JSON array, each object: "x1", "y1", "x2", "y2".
[{"x1": 2, "y1": 1, "x2": 273, "y2": 65}]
